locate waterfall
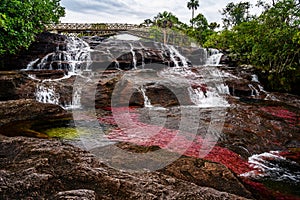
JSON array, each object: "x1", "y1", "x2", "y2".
[
  {"x1": 158, "y1": 46, "x2": 229, "y2": 108},
  {"x1": 188, "y1": 85, "x2": 229, "y2": 108},
  {"x1": 140, "y1": 86, "x2": 152, "y2": 108},
  {"x1": 205, "y1": 53, "x2": 223, "y2": 66},
  {"x1": 35, "y1": 84, "x2": 60, "y2": 105},
  {"x1": 26, "y1": 36, "x2": 92, "y2": 109},
  {"x1": 130, "y1": 44, "x2": 137, "y2": 69},
  {"x1": 26, "y1": 36, "x2": 92, "y2": 76},
  {"x1": 165, "y1": 45, "x2": 189, "y2": 67}
]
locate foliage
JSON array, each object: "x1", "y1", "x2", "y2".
[
  {"x1": 0, "y1": 0, "x2": 65, "y2": 56},
  {"x1": 187, "y1": 13, "x2": 216, "y2": 45},
  {"x1": 153, "y1": 11, "x2": 184, "y2": 30},
  {"x1": 146, "y1": 10, "x2": 218, "y2": 46},
  {"x1": 205, "y1": 0, "x2": 300, "y2": 93},
  {"x1": 221, "y1": 1, "x2": 252, "y2": 29},
  {"x1": 187, "y1": 0, "x2": 200, "y2": 27}
]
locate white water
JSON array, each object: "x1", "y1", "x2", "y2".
[
  {"x1": 140, "y1": 86, "x2": 152, "y2": 108},
  {"x1": 35, "y1": 84, "x2": 60, "y2": 105},
  {"x1": 130, "y1": 43, "x2": 137, "y2": 69},
  {"x1": 27, "y1": 36, "x2": 92, "y2": 108},
  {"x1": 158, "y1": 46, "x2": 229, "y2": 108},
  {"x1": 27, "y1": 35, "x2": 230, "y2": 109},
  {"x1": 26, "y1": 36, "x2": 92, "y2": 75},
  {"x1": 240, "y1": 151, "x2": 300, "y2": 183},
  {"x1": 205, "y1": 53, "x2": 223, "y2": 66},
  {"x1": 165, "y1": 45, "x2": 189, "y2": 67}
]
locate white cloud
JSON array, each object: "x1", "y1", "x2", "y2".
[{"x1": 60, "y1": 0, "x2": 269, "y2": 25}]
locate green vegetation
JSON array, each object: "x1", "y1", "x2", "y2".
[
  {"x1": 187, "y1": 0, "x2": 200, "y2": 27},
  {"x1": 141, "y1": 10, "x2": 217, "y2": 46},
  {"x1": 0, "y1": 0, "x2": 65, "y2": 56},
  {"x1": 142, "y1": 0, "x2": 299, "y2": 93},
  {"x1": 204, "y1": 0, "x2": 300, "y2": 93}
]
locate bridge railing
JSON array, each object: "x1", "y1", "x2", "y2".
[{"x1": 47, "y1": 23, "x2": 140, "y2": 31}]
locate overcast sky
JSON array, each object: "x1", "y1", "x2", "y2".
[{"x1": 60, "y1": 0, "x2": 267, "y2": 25}]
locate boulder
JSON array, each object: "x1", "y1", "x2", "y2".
[{"x1": 0, "y1": 99, "x2": 71, "y2": 137}]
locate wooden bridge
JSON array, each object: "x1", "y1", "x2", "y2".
[{"x1": 47, "y1": 23, "x2": 197, "y2": 46}]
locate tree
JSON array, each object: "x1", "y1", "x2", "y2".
[
  {"x1": 0, "y1": 0, "x2": 65, "y2": 56},
  {"x1": 187, "y1": 0, "x2": 200, "y2": 27},
  {"x1": 141, "y1": 19, "x2": 153, "y2": 27},
  {"x1": 186, "y1": 13, "x2": 216, "y2": 45},
  {"x1": 208, "y1": 22, "x2": 220, "y2": 31},
  {"x1": 206, "y1": 0, "x2": 300, "y2": 93},
  {"x1": 221, "y1": 1, "x2": 252, "y2": 29}
]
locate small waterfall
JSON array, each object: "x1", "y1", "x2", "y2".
[
  {"x1": 130, "y1": 44, "x2": 137, "y2": 69},
  {"x1": 140, "y1": 86, "x2": 152, "y2": 108},
  {"x1": 26, "y1": 36, "x2": 92, "y2": 76},
  {"x1": 188, "y1": 85, "x2": 229, "y2": 108},
  {"x1": 248, "y1": 84, "x2": 260, "y2": 97},
  {"x1": 205, "y1": 53, "x2": 223, "y2": 66},
  {"x1": 26, "y1": 36, "x2": 92, "y2": 109},
  {"x1": 35, "y1": 84, "x2": 60, "y2": 105},
  {"x1": 158, "y1": 45, "x2": 229, "y2": 108},
  {"x1": 165, "y1": 45, "x2": 189, "y2": 67}
]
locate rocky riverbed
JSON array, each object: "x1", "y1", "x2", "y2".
[{"x1": 0, "y1": 32, "x2": 299, "y2": 199}]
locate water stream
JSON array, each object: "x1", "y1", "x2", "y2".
[
  {"x1": 25, "y1": 36, "x2": 92, "y2": 109},
  {"x1": 22, "y1": 34, "x2": 300, "y2": 197}
]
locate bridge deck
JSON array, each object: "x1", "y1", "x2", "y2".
[{"x1": 47, "y1": 23, "x2": 196, "y2": 46}]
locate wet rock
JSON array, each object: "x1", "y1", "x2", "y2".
[
  {"x1": 0, "y1": 32, "x2": 67, "y2": 70},
  {"x1": 0, "y1": 99, "x2": 68, "y2": 126},
  {"x1": 0, "y1": 99, "x2": 71, "y2": 137},
  {"x1": 0, "y1": 71, "x2": 27, "y2": 101},
  {"x1": 221, "y1": 96, "x2": 300, "y2": 155},
  {"x1": 0, "y1": 70, "x2": 74, "y2": 102},
  {"x1": 0, "y1": 135, "x2": 250, "y2": 200},
  {"x1": 82, "y1": 70, "x2": 193, "y2": 108}
]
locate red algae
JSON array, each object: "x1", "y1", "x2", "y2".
[
  {"x1": 98, "y1": 106, "x2": 300, "y2": 200},
  {"x1": 98, "y1": 107, "x2": 252, "y2": 174},
  {"x1": 261, "y1": 106, "x2": 299, "y2": 125}
]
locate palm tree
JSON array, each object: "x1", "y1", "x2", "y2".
[{"x1": 187, "y1": 0, "x2": 199, "y2": 27}]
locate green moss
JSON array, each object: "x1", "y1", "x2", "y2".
[{"x1": 44, "y1": 127, "x2": 89, "y2": 139}]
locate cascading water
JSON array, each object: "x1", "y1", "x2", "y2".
[
  {"x1": 165, "y1": 45, "x2": 189, "y2": 67},
  {"x1": 35, "y1": 84, "x2": 60, "y2": 105},
  {"x1": 28, "y1": 33, "x2": 229, "y2": 109},
  {"x1": 240, "y1": 151, "x2": 300, "y2": 183},
  {"x1": 205, "y1": 49, "x2": 223, "y2": 66},
  {"x1": 158, "y1": 46, "x2": 229, "y2": 108},
  {"x1": 130, "y1": 43, "x2": 137, "y2": 69},
  {"x1": 26, "y1": 36, "x2": 92, "y2": 75},
  {"x1": 26, "y1": 36, "x2": 92, "y2": 109},
  {"x1": 140, "y1": 86, "x2": 152, "y2": 108}
]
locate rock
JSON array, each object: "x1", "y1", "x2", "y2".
[
  {"x1": 0, "y1": 71, "x2": 27, "y2": 101},
  {"x1": 0, "y1": 32, "x2": 67, "y2": 70},
  {"x1": 221, "y1": 96, "x2": 300, "y2": 156},
  {"x1": 82, "y1": 70, "x2": 194, "y2": 108},
  {"x1": 0, "y1": 99, "x2": 68, "y2": 126},
  {"x1": 160, "y1": 156, "x2": 253, "y2": 198},
  {"x1": 0, "y1": 99, "x2": 71, "y2": 137},
  {"x1": 106, "y1": 142, "x2": 253, "y2": 198},
  {"x1": 0, "y1": 135, "x2": 250, "y2": 200},
  {"x1": 53, "y1": 189, "x2": 96, "y2": 200}
]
